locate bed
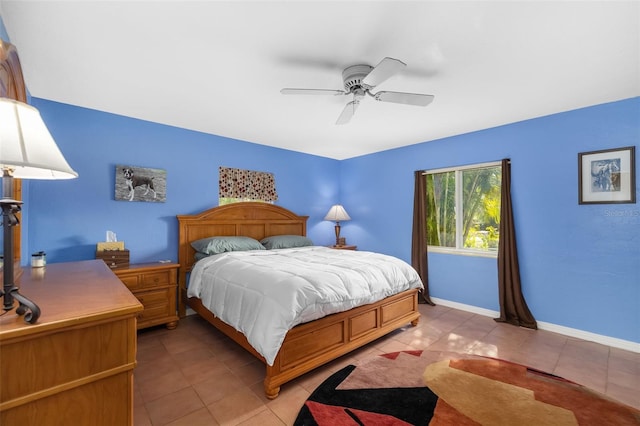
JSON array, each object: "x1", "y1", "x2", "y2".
[{"x1": 177, "y1": 202, "x2": 422, "y2": 399}]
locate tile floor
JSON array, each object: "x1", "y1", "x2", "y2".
[{"x1": 133, "y1": 304, "x2": 640, "y2": 425}]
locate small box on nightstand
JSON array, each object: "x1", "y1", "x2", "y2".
[{"x1": 96, "y1": 249, "x2": 130, "y2": 270}]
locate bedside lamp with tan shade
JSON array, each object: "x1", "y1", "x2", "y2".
[
  {"x1": 0, "y1": 98, "x2": 78, "y2": 324},
  {"x1": 324, "y1": 204, "x2": 351, "y2": 247}
]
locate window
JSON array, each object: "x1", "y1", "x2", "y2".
[{"x1": 425, "y1": 162, "x2": 501, "y2": 256}]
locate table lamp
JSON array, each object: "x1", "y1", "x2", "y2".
[
  {"x1": 324, "y1": 204, "x2": 351, "y2": 246},
  {"x1": 0, "y1": 98, "x2": 78, "y2": 323}
]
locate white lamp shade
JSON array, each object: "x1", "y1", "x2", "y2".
[
  {"x1": 324, "y1": 204, "x2": 351, "y2": 222},
  {"x1": 0, "y1": 98, "x2": 78, "y2": 179}
]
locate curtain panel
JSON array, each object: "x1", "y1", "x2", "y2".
[
  {"x1": 412, "y1": 170, "x2": 435, "y2": 305},
  {"x1": 494, "y1": 159, "x2": 537, "y2": 329},
  {"x1": 219, "y1": 166, "x2": 278, "y2": 202}
]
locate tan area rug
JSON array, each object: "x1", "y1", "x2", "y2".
[{"x1": 295, "y1": 350, "x2": 640, "y2": 425}]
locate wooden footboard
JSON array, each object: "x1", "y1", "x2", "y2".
[{"x1": 188, "y1": 288, "x2": 420, "y2": 399}]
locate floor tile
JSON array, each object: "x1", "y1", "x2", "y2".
[
  {"x1": 145, "y1": 387, "x2": 205, "y2": 426},
  {"x1": 207, "y1": 387, "x2": 267, "y2": 425},
  {"x1": 134, "y1": 304, "x2": 640, "y2": 425}
]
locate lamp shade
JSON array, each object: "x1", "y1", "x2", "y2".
[
  {"x1": 0, "y1": 98, "x2": 78, "y2": 179},
  {"x1": 324, "y1": 204, "x2": 351, "y2": 222}
]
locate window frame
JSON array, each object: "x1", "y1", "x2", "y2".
[{"x1": 425, "y1": 161, "x2": 502, "y2": 258}]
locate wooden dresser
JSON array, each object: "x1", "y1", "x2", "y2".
[{"x1": 0, "y1": 260, "x2": 143, "y2": 425}]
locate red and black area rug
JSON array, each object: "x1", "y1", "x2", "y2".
[{"x1": 294, "y1": 350, "x2": 640, "y2": 425}]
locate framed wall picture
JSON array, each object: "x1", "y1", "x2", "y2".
[
  {"x1": 115, "y1": 164, "x2": 166, "y2": 202},
  {"x1": 578, "y1": 146, "x2": 635, "y2": 204}
]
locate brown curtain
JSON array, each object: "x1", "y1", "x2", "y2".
[
  {"x1": 494, "y1": 159, "x2": 537, "y2": 329},
  {"x1": 412, "y1": 170, "x2": 435, "y2": 305}
]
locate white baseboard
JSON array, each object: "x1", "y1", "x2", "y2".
[
  {"x1": 431, "y1": 297, "x2": 500, "y2": 318},
  {"x1": 431, "y1": 297, "x2": 640, "y2": 353}
]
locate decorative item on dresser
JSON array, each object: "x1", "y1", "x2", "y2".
[
  {"x1": 177, "y1": 202, "x2": 421, "y2": 399},
  {"x1": 113, "y1": 262, "x2": 179, "y2": 330},
  {"x1": 96, "y1": 248, "x2": 131, "y2": 270},
  {"x1": 0, "y1": 260, "x2": 143, "y2": 425}
]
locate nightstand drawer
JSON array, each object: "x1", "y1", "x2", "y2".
[
  {"x1": 141, "y1": 271, "x2": 171, "y2": 287},
  {"x1": 118, "y1": 275, "x2": 141, "y2": 290},
  {"x1": 117, "y1": 270, "x2": 171, "y2": 291},
  {"x1": 137, "y1": 288, "x2": 171, "y2": 307},
  {"x1": 137, "y1": 289, "x2": 172, "y2": 323},
  {"x1": 139, "y1": 303, "x2": 172, "y2": 323}
]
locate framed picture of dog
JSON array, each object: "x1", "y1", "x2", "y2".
[
  {"x1": 578, "y1": 146, "x2": 635, "y2": 204},
  {"x1": 115, "y1": 165, "x2": 167, "y2": 202}
]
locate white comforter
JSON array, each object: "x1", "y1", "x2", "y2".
[{"x1": 187, "y1": 246, "x2": 423, "y2": 365}]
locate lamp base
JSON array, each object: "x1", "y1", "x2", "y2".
[
  {"x1": 1, "y1": 285, "x2": 40, "y2": 323},
  {"x1": 1, "y1": 173, "x2": 40, "y2": 324}
]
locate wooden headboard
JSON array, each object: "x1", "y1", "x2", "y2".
[
  {"x1": 176, "y1": 202, "x2": 308, "y2": 316},
  {"x1": 0, "y1": 40, "x2": 27, "y2": 101}
]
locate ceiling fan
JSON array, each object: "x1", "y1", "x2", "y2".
[{"x1": 281, "y1": 57, "x2": 434, "y2": 125}]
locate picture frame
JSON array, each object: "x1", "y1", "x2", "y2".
[
  {"x1": 115, "y1": 164, "x2": 167, "y2": 202},
  {"x1": 578, "y1": 146, "x2": 635, "y2": 204}
]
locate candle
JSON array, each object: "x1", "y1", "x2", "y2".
[{"x1": 31, "y1": 252, "x2": 46, "y2": 268}]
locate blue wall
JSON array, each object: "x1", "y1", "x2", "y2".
[
  {"x1": 28, "y1": 99, "x2": 340, "y2": 264},
  {"x1": 340, "y1": 98, "x2": 639, "y2": 344}
]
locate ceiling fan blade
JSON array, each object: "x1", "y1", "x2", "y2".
[
  {"x1": 336, "y1": 100, "x2": 360, "y2": 125},
  {"x1": 281, "y1": 88, "x2": 345, "y2": 96},
  {"x1": 374, "y1": 91, "x2": 435, "y2": 107},
  {"x1": 361, "y1": 57, "x2": 406, "y2": 88}
]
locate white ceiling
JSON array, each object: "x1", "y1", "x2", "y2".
[{"x1": 1, "y1": 1, "x2": 638, "y2": 160}]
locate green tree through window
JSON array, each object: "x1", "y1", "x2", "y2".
[{"x1": 425, "y1": 163, "x2": 501, "y2": 253}]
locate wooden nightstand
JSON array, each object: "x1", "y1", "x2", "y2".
[
  {"x1": 114, "y1": 262, "x2": 179, "y2": 330},
  {"x1": 329, "y1": 245, "x2": 357, "y2": 250}
]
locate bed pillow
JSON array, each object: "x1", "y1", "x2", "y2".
[
  {"x1": 191, "y1": 236, "x2": 265, "y2": 255},
  {"x1": 260, "y1": 235, "x2": 314, "y2": 250}
]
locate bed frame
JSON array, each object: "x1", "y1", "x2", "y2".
[{"x1": 177, "y1": 202, "x2": 420, "y2": 399}]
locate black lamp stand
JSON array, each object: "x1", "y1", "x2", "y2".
[{"x1": 1, "y1": 170, "x2": 40, "y2": 324}]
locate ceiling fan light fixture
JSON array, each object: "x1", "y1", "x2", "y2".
[
  {"x1": 281, "y1": 57, "x2": 434, "y2": 124},
  {"x1": 342, "y1": 65, "x2": 373, "y2": 91}
]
